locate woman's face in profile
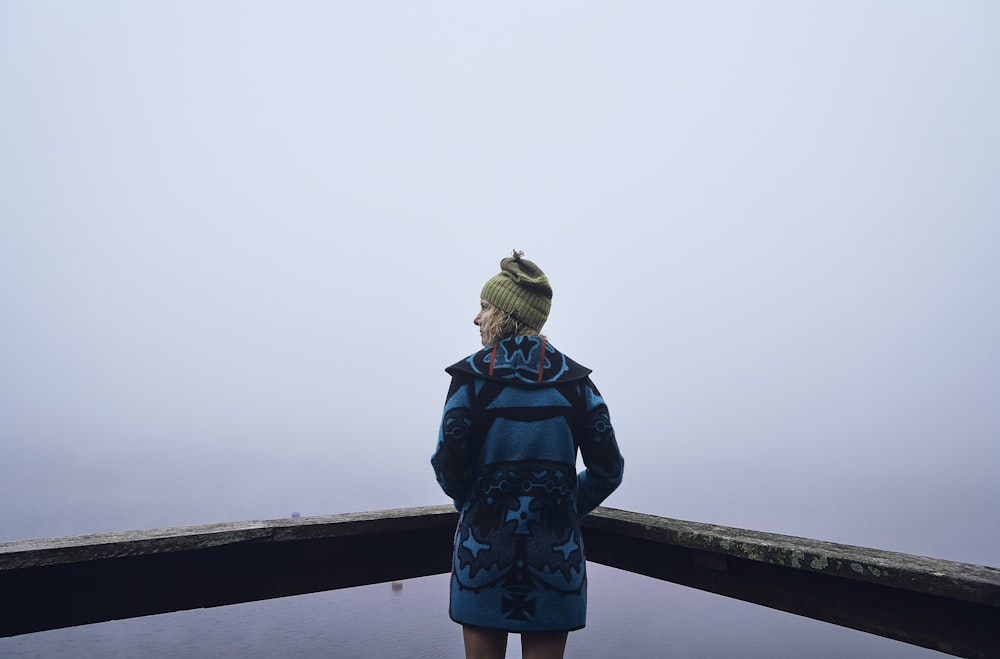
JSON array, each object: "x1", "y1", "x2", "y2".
[{"x1": 474, "y1": 299, "x2": 495, "y2": 346}]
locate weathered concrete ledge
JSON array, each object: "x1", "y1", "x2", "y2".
[
  {"x1": 0, "y1": 505, "x2": 459, "y2": 638},
  {"x1": 581, "y1": 508, "x2": 999, "y2": 658},
  {"x1": 0, "y1": 505, "x2": 458, "y2": 570},
  {"x1": 2, "y1": 505, "x2": 997, "y2": 657},
  {"x1": 583, "y1": 507, "x2": 1000, "y2": 608}
]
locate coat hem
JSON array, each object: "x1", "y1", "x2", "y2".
[{"x1": 449, "y1": 613, "x2": 586, "y2": 634}]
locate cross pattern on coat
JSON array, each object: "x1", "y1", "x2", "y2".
[{"x1": 505, "y1": 495, "x2": 542, "y2": 535}]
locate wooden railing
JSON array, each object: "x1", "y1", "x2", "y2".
[{"x1": 1, "y1": 506, "x2": 997, "y2": 658}]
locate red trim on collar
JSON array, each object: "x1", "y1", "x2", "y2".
[
  {"x1": 536, "y1": 336, "x2": 547, "y2": 383},
  {"x1": 488, "y1": 341, "x2": 498, "y2": 376}
]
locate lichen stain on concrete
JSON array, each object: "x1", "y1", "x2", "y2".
[
  {"x1": 810, "y1": 555, "x2": 829, "y2": 570},
  {"x1": 791, "y1": 550, "x2": 804, "y2": 568},
  {"x1": 719, "y1": 538, "x2": 733, "y2": 551},
  {"x1": 851, "y1": 562, "x2": 865, "y2": 574},
  {"x1": 868, "y1": 566, "x2": 882, "y2": 577}
]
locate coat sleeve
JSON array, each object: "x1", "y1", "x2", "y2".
[
  {"x1": 431, "y1": 374, "x2": 479, "y2": 510},
  {"x1": 573, "y1": 378, "x2": 624, "y2": 517}
]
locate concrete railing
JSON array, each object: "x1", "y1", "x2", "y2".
[{"x1": 2, "y1": 506, "x2": 998, "y2": 658}]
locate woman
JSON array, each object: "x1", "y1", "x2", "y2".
[{"x1": 432, "y1": 251, "x2": 624, "y2": 659}]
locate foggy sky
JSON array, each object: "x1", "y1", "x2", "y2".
[{"x1": 1, "y1": 2, "x2": 998, "y2": 568}]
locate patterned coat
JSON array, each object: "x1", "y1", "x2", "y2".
[{"x1": 431, "y1": 335, "x2": 624, "y2": 632}]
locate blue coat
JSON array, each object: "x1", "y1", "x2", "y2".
[{"x1": 432, "y1": 335, "x2": 624, "y2": 632}]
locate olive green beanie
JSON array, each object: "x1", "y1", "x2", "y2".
[{"x1": 480, "y1": 250, "x2": 553, "y2": 331}]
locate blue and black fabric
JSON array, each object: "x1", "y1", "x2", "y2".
[{"x1": 432, "y1": 335, "x2": 624, "y2": 632}]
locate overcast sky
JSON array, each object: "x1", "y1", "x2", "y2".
[{"x1": 1, "y1": 2, "x2": 998, "y2": 567}]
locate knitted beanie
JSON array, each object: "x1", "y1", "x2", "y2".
[{"x1": 480, "y1": 250, "x2": 553, "y2": 331}]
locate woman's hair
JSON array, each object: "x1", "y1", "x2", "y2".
[{"x1": 481, "y1": 302, "x2": 542, "y2": 345}]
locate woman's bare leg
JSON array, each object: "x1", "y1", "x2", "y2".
[
  {"x1": 521, "y1": 631, "x2": 568, "y2": 659},
  {"x1": 463, "y1": 625, "x2": 508, "y2": 659}
]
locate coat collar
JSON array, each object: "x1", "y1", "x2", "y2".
[{"x1": 446, "y1": 335, "x2": 592, "y2": 385}]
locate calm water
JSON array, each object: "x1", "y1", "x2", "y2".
[{"x1": 0, "y1": 567, "x2": 944, "y2": 659}]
